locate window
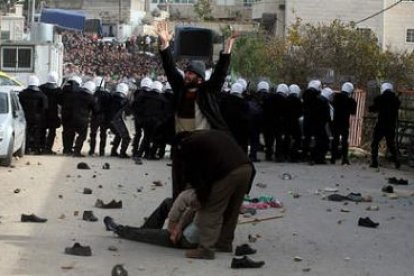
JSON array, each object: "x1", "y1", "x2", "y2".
[
  {"x1": 406, "y1": 29, "x2": 414, "y2": 43},
  {"x1": 1, "y1": 31, "x2": 10, "y2": 41},
  {"x1": 10, "y1": 93, "x2": 20, "y2": 112},
  {"x1": 0, "y1": 93, "x2": 9, "y2": 114},
  {"x1": 1, "y1": 46, "x2": 34, "y2": 72}
]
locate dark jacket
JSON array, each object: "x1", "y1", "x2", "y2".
[
  {"x1": 175, "y1": 130, "x2": 255, "y2": 205},
  {"x1": 108, "y1": 92, "x2": 129, "y2": 122},
  {"x1": 39, "y1": 83, "x2": 61, "y2": 128},
  {"x1": 285, "y1": 94, "x2": 303, "y2": 122},
  {"x1": 92, "y1": 88, "x2": 112, "y2": 124},
  {"x1": 18, "y1": 86, "x2": 48, "y2": 127},
  {"x1": 58, "y1": 81, "x2": 81, "y2": 126},
  {"x1": 59, "y1": 86, "x2": 96, "y2": 129},
  {"x1": 332, "y1": 92, "x2": 357, "y2": 128},
  {"x1": 369, "y1": 90, "x2": 400, "y2": 130},
  {"x1": 160, "y1": 46, "x2": 230, "y2": 131},
  {"x1": 219, "y1": 94, "x2": 249, "y2": 144},
  {"x1": 134, "y1": 90, "x2": 167, "y2": 123}
]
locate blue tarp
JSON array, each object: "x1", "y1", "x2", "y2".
[{"x1": 40, "y1": 9, "x2": 85, "y2": 31}]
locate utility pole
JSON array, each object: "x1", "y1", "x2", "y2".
[
  {"x1": 31, "y1": 0, "x2": 36, "y2": 28},
  {"x1": 118, "y1": 0, "x2": 121, "y2": 39}
]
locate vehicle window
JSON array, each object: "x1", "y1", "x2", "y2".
[
  {"x1": 0, "y1": 75, "x2": 20, "y2": 86},
  {"x1": 11, "y1": 93, "x2": 20, "y2": 112},
  {"x1": 0, "y1": 93, "x2": 9, "y2": 114}
]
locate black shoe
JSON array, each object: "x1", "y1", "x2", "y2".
[
  {"x1": 102, "y1": 163, "x2": 110, "y2": 170},
  {"x1": 95, "y1": 199, "x2": 122, "y2": 209},
  {"x1": 358, "y1": 217, "x2": 379, "y2": 228},
  {"x1": 103, "y1": 216, "x2": 120, "y2": 231},
  {"x1": 395, "y1": 160, "x2": 401, "y2": 169},
  {"x1": 133, "y1": 156, "x2": 143, "y2": 165},
  {"x1": 370, "y1": 160, "x2": 379, "y2": 168},
  {"x1": 63, "y1": 150, "x2": 73, "y2": 156},
  {"x1": 43, "y1": 149, "x2": 56, "y2": 155},
  {"x1": 235, "y1": 244, "x2": 257, "y2": 256},
  {"x1": 73, "y1": 152, "x2": 85, "y2": 157},
  {"x1": 83, "y1": 188, "x2": 93, "y2": 194},
  {"x1": 119, "y1": 152, "x2": 130, "y2": 159},
  {"x1": 77, "y1": 162, "x2": 91, "y2": 170},
  {"x1": 21, "y1": 213, "x2": 47, "y2": 223},
  {"x1": 231, "y1": 256, "x2": 265, "y2": 269},
  {"x1": 64, "y1": 243, "x2": 92, "y2": 256},
  {"x1": 82, "y1": 210, "x2": 98, "y2": 222},
  {"x1": 382, "y1": 185, "x2": 394, "y2": 193}
]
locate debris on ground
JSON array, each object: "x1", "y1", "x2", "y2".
[
  {"x1": 111, "y1": 264, "x2": 128, "y2": 276},
  {"x1": 382, "y1": 185, "x2": 394, "y2": 193},
  {"x1": 64, "y1": 243, "x2": 92, "y2": 256},
  {"x1": 152, "y1": 180, "x2": 163, "y2": 187},
  {"x1": 83, "y1": 188, "x2": 92, "y2": 194},
  {"x1": 102, "y1": 163, "x2": 110, "y2": 170},
  {"x1": 280, "y1": 173, "x2": 293, "y2": 180},
  {"x1": 77, "y1": 162, "x2": 90, "y2": 170},
  {"x1": 358, "y1": 217, "x2": 379, "y2": 228},
  {"x1": 95, "y1": 199, "x2": 123, "y2": 209},
  {"x1": 256, "y1": 183, "x2": 267, "y2": 189},
  {"x1": 108, "y1": 245, "x2": 118, "y2": 252},
  {"x1": 14, "y1": 188, "x2": 20, "y2": 194},
  {"x1": 388, "y1": 177, "x2": 409, "y2": 185},
  {"x1": 366, "y1": 205, "x2": 379, "y2": 211},
  {"x1": 293, "y1": 256, "x2": 303, "y2": 262}
]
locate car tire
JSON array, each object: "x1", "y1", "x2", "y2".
[
  {"x1": 0, "y1": 138, "x2": 14, "y2": 167},
  {"x1": 15, "y1": 134, "x2": 26, "y2": 158}
]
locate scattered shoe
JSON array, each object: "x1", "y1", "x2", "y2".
[
  {"x1": 388, "y1": 177, "x2": 408, "y2": 185},
  {"x1": 382, "y1": 185, "x2": 394, "y2": 193},
  {"x1": 21, "y1": 213, "x2": 47, "y2": 223},
  {"x1": 104, "y1": 216, "x2": 120, "y2": 231},
  {"x1": 82, "y1": 211, "x2": 98, "y2": 222},
  {"x1": 83, "y1": 188, "x2": 93, "y2": 194},
  {"x1": 235, "y1": 244, "x2": 257, "y2": 256},
  {"x1": 111, "y1": 264, "x2": 128, "y2": 276},
  {"x1": 358, "y1": 217, "x2": 379, "y2": 228},
  {"x1": 102, "y1": 163, "x2": 110, "y2": 170},
  {"x1": 231, "y1": 256, "x2": 265, "y2": 269},
  {"x1": 185, "y1": 248, "x2": 215, "y2": 259},
  {"x1": 95, "y1": 199, "x2": 122, "y2": 209},
  {"x1": 64, "y1": 242, "x2": 92, "y2": 256},
  {"x1": 77, "y1": 162, "x2": 90, "y2": 170}
]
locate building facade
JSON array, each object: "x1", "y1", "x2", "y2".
[{"x1": 252, "y1": 0, "x2": 414, "y2": 52}]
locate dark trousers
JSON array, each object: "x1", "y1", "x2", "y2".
[
  {"x1": 63, "y1": 125, "x2": 87, "y2": 154},
  {"x1": 331, "y1": 125, "x2": 350, "y2": 161},
  {"x1": 110, "y1": 117, "x2": 131, "y2": 155},
  {"x1": 371, "y1": 126, "x2": 399, "y2": 162},
  {"x1": 248, "y1": 122, "x2": 261, "y2": 160},
  {"x1": 89, "y1": 118, "x2": 108, "y2": 155},
  {"x1": 44, "y1": 128, "x2": 56, "y2": 151},
  {"x1": 195, "y1": 164, "x2": 253, "y2": 251},
  {"x1": 311, "y1": 126, "x2": 329, "y2": 163},
  {"x1": 26, "y1": 123, "x2": 44, "y2": 152},
  {"x1": 131, "y1": 116, "x2": 142, "y2": 157},
  {"x1": 171, "y1": 143, "x2": 186, "y2": 200},
  {"x1": 115, "y1": 198, "x2": 196, "y2": 249},
  {"x1": 283, "y1": 120, "x2": 302, "y2": 161}
]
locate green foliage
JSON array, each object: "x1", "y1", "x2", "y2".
[
  {"x1": 194, "y1": 0, "x2": 213, "y2": 21},
  {"x1": 231, "y1": 19, "x2": 414, "y2": 89}
]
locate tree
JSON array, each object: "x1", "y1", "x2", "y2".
[
  {"x1": 230, "y1": 19, "x2": 414, "y2": 89},
  {"x1": 193, "y1": 0, "x2": 213, "y2": 21}
]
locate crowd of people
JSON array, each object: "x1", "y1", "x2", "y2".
[{"x1": 16, "y1": 21, "x2": 401, "y2": 263}]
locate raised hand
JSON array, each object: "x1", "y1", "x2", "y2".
[{"x1": 155, "y1": 20, "x2": 173, "y2": 49}]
